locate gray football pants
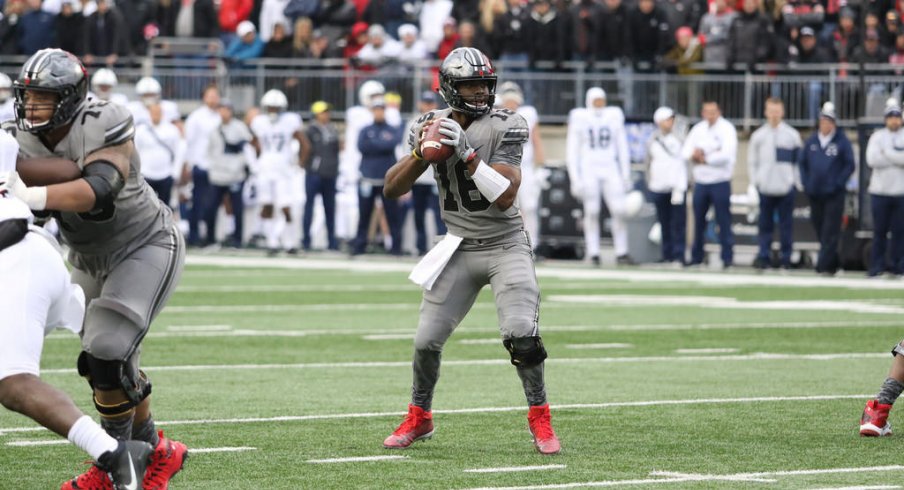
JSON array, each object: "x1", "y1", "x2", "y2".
[
  {"x1": 411, "y1": 230, "x2": 546, "y2": 409},
  {"x1": 72, "y1": 223, "x2": 185, "y2": 369}
]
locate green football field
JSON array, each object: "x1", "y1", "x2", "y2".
[{"x1": 2, "y1": 254, "x2": 904, "y2": 489}]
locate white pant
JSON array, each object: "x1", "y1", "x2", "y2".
[
  {"x1": 0, "y1": 231, "x2": 84, "y2": 381},
  {"x1": 582, "y1": 173, "x2": 628, "y2": 258}
]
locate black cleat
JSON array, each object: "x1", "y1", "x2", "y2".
[
  {"x1": 98, "y1": 440, "x2": 154, "y2": 490},
  {"x1": 616, "y1": 254, "x2": 638, "y2": 266}
]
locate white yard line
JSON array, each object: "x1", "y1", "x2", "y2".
[
  {"x1": 190, "y1": 447, "x2": 257, "y2": 454},
  {"x1": 177, "y1": 284, "x2": 420, "y2": 293},
  {"x1": 675, "y1": 348, "x2": 739, "y2": 354},
  {"x1": 40, "y1": 319, "x2": 904, "y2": 343},
  {"x1": 548, "y1": 295, "x2": 904, "y2": 315},
  {"x1": 463, "y1": 465, "x2": 904, "y2": 490},
  {"x1": 6, "y1": 439, "x2": 68, "y2": 446},
  {"x1": 807, "y1": 486, "x2": 902, "y2": 490},
  {"x1": 0, "y1": 394, "x2": 873, "y2": 436},
  {"x1": 186, "y1": 254, "x2": 904, "y2": 290},
  {"x1": 459, "y1": 338, "x2": 501, "y2": 345},
  {"x1": 33, "y1": 352, "x2": 892, "y2": 376},
  {"x1": 565, "y1": 344, "x2": 634, "y2": 350},
  {"x1": 306, "y1": 455, "x2": 408, "y2": 464},
  {"x1": 362, "y1": 334, "x2": 414, "y2": 341},
  {"x1": 464, "y1": 465, "x2": 567, "y2": 474},
  {"x1": 165, "y1": 325, "x2": 232, "y2": 332}
]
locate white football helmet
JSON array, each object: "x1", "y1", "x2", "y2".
[
  {"x1": 624, "y1": 190, "x2": 645, "y2": 218},
  {"x1": 91, "y1": 68, "x2": 118, "y2": 100},
  {"x1": 136, "y1": 76, "x2": 162, "y2": 106},
  {"x1": 585, "y1": 87, "x2": 606, "y2": 106},
  {"x1": 261, "y1": 89, "x2": 288, "y2": 122},
  {"x1": 497, "y1": 81, "x2": 523, "y2": 106},
  {"x1": 0, "y1": 72, "x2": 11, "y2": 103},
  {"x1": 358, "y1": 80, "x2": 385, "y2": 108},
  {"x1": 91, "y1": 68, "x2": 118, "y2": 89},
  {"x1": 136, "y1": 76, "x2": 162, "y2": 96}
]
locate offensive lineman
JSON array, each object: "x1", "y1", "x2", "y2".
[
  {"x1": 566, "y1": 87, "x2": 636, "y2": 266},
  {"x1": 497, "y1": 81, "x2": 546, "y2": 250},
  {"x1": 0, "y1": 130, "x2": 153, "y2": 490},
  {"x1": 250, "y1": 89, "x2": 310, "y2": 254},
  {"x1": 382, "y1": 47, "x2": 561, "y2": 455},
  {"x1": 2, "y1": 49, "x2": 187, "y2": 489}
]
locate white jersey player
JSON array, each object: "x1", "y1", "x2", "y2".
[
  {"x1": 127, "y1": 77, "x2": 181, "y2": 127},
  {"x1": 87, "y1": 68, "x2": 129, "y2": 107},
  {"x1": 0, "y1": 73, "x2": 13, "y2": 123},
  {"x1": 498, "y1": 81, "x2": 545, "y2": 249},
  {"x1": 250, "y1": 89, "x2": 310, "y2": 254},
  {"x1": 337, "y1": 80, "x2": 402, "y2": 241},
  {"x1": 566, "y1": 87, "x2": 635, "y2": 266}
]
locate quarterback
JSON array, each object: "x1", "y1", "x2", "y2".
[{"x1": 383, "y1": 47, "x2": 560, "y2": 454}]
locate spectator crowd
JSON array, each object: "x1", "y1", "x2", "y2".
[{"x1": 3, "y1": 0, "x2": 904, "y2": 71}]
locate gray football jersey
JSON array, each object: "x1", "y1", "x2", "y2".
[
  {"x1": 408, "y1": 107, "x2": 529, "y2": 239},
  {"x1": 9, "y1": 100, "x2": 170, "y2": 260}
]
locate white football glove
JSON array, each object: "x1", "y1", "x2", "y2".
[
  {"x1": 0, "y1": 170, "x2": 47, "y2": 210},
  {"x1": 437, "y1": 119, "x2": 477, "y2": 162}
]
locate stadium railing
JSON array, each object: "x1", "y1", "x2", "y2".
[{"x1": 3, "y1": 45, "x2": 903, "y2": 128}]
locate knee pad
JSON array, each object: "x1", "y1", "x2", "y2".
[
  {"x1": 77, "y1": 351, "x2": 152, "y2": 416},
  {"x1": 503, "y1": 336, "x2": 548, "y2": 368}
]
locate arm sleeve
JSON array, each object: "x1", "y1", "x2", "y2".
[
  {"x1": 565, "y1": 110, "x2": 582, "y2": 182},
  {"x1": 746, "y1": 130, "x2": 760, "y2": 183},
  {"x1": 865, "y1": 133, "x2": 889, "y2": 169},
  {"x1": 705, "y1": 125, "x2": 737, "y2": 167},
  {"x1": 840, "y1": 139, "x2": 856, "y2": 184},
  {"x1": 797, "y1": 141, "x2": 809, "y2": 185},
  {"x1": 616, "y1": 117, "x2": 630, "y2": 180}
]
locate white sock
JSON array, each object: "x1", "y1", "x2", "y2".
[{"x1": 67, "y1": 415, "x2": 119, "y2": 461}]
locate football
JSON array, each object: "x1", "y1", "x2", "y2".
[
  {"x1": 17, "y1": 156, "x2": 83, "y2": 186},
  {"x1": 419, "y1": 119, "x2": 455, "y2": 163}
]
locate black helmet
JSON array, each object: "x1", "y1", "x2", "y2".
[
  {"x1": 438, "y1": 47, "x2": 497, "y2": 117},
  {"x1": 13, "y1": 49, "x2": 88, "y2": 133}
]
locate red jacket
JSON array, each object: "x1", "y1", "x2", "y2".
[{"x1": 219, "y1": 0, "x2": 253, "y2": 33}]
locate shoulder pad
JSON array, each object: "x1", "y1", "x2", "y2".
[
  {"x1": 81, "y1": 100, "x2": 135, "y2": 147},
  {"x1": 497, "y1": 112, "x2": 529, "y2": 145}
]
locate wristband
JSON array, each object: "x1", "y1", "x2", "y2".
[
  {"x1": 472, "y1": 161, "x2": 510, "y2": 202},
  {"x1": 23, "y1": 185, "x2": 48, "y2": 211}
]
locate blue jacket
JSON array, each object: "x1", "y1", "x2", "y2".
[
  {"x1": 798, "y1": 130, "x2": 855, "y2": 196},
  {"x1": 358, "y1": 121, "x2": 403, "y2": 181},
  {"x1": 18, "y1": 10, "x2": 56, "y2": 55},
  {"x1": 224, "y1": 37, "x2": 264, "y2": 67}
]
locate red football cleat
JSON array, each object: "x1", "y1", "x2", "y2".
[
  {"x1": 60, "y1": 464, "x2": 111, "y2": 490},
  {"x1": 528, "y1": 404, "x2": 561, "y2": 455},
  {"x1": 383, "y1": 404, "x2": 434, "y2": 449},
  {"x1": 143, "y1": 431, "x2": 188, "y2": 490},
  {"x1": 860, "y1": 399, "x2": 893, "y2": 437}
]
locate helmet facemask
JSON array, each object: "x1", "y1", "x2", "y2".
[{"x1": 14, "y1": 87, "x2": 66, "y2": 133}]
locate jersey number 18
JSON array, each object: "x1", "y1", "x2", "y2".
[{"x1": 437, "y1": 159, "x2": 491, "y2": 213}]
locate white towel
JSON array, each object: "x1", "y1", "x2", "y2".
[{"x1": 409, "y1": 233, "x2": 463, "y2": 290}]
